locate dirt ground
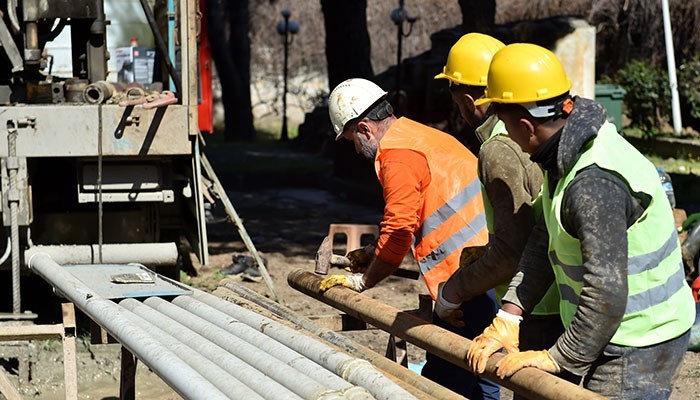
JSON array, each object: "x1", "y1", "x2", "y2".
[{"x1": 4, "y1": 182, "x2": 700, "y2": 398}]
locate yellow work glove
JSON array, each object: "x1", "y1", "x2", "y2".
[
  {"x1": 434, "y1": 282, "x2": 465, "y2": 327},
  {"x1": 495, "y1": 350, "x2": 560, "y2": 379},
  {"x1": 459, "y1": 246, "x2": 486, "y2": 267},
  {"x1": 345, "y1": 245, "x2": 375, "y2": 273},
  {"x1": 319, "y1": 274, "x2": 367, "y2": 292},
  {"x1": 467, "y1": 309, "x2": 522, "y2": 374}
]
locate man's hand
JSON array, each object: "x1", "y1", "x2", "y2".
[
  {"x1": 495, "y1": 350, "x2": 560, "y2": 379},
  {"x1": 319, "y1": 274, "x2": 366, "y2": 292},
  {"x1": 345, "y1": 245, "x2": 375, "y2": 273},
  {"x1": 434, "y1": 282, "x2": 465, "y2": 327},
  {"x1": 467, "y1": 309, "x2": 522, "y2": 374}
]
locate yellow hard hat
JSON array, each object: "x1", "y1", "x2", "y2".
[
  {"x1": 435, "y1": 33, "x2": 505, "y2": 86},
  {"x1": 475, "y1": 43, "x2": 572, "y2": 111}
]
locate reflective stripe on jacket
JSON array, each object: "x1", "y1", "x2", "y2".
[
  {"x1": 542, "y1": 122, "x2": 694, "y2": 347},
  {"x1": 375, "y1": 117, "x2": 488, "y2": 299}
]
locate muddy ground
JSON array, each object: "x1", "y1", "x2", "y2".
[{"x1": 3, "y1": 143, "x2": 700, "y2": 399}]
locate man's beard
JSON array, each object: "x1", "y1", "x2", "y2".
[{"x1": 357, "y1": 133, "x2": 378, "y2": 160}]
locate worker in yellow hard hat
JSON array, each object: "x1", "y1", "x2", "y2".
[
  {"x1": 322, "y1": 77, "x2": 496, "y2": 398},
  {"x1": 466, "y1": 43, "x2": 695, "y2": 398},
  {"x1": 433, "y1": 33, "x2": 566, "y2": 400}
]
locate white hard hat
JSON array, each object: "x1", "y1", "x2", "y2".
[{"x1": 328, "y1": 78, "x2": 388, "y2": 140}]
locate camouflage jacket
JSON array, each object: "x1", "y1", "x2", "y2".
[{"x1": 448, "y1": 114, "x2": 544, "y2": 301}]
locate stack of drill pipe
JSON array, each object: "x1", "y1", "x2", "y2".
[
  {"x1": 217, "y1": 279, "x2": 464, "y2": 400},
  {"x1": 27, "y1": 253, "x2": 422, "y2": 400},
  {"x1": 287, "y1": 269, "x2": 607, "y2": 400}
]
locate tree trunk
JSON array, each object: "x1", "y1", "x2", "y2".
[
  {"x1": 321, "y1": 0, "x2": 374, "y2": 89},
  {"x1": 458, "y1": 0, "x2": 495, "y2": 34},
  {"x1": 207, "y1": 0, "x2": 254, "y2": 141},
  {"x1": 320, "y1": 0, "x2": 377, "y2": 185}
]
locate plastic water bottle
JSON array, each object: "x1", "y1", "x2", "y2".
[{"x1": 657, "y1": 168, "x2": 676, "y2": 208}]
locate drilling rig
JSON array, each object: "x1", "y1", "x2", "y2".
[{"x1": 0, "y1": 0, "x2": 208, "y2": 319}]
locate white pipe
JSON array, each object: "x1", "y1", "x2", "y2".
[
  {"x1": 190, "y1": 290, "x2": 417, "y2": 400},
  {"x1": 163, "y1": 296, "x2": 352, "y2": 391},
  {"x1": 24, "y1": 243, "x2": 178, "y2": 267},
  {"x1": 662, "y1": 0, "x2": 683, "y2": 134},
  {"x1": 27, "y1": 253, "x2": 229, "y2": 400},
  {"x1": 118, "y1": 299, "x2": 270, "y2": 400},
  {"x1": 122, "y1": 298, "x2": 307, "y2": 400}
]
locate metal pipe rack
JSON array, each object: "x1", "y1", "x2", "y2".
[{"x1": 27, "y1": 253, "x2": 433, "y2": 400}]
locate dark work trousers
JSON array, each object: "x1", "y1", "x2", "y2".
[
  {"x1": 583, "y1": 329, "x2": 690, "y2": 399},
  {"x1": 422, "y1": 290, "x2": 500, "y2": 400},
  {"x1": 514, "y1": 314, "x2": 580, "y2": 400}
]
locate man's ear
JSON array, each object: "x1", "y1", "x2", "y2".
[
  {"x1": 355, "y1": 120, "x2": 372, "y2": 138},
  {"x1": 519, "y1": 117, "x2": 537, "y2": 141},
  {"x1": 463, "y1": 93, "x2": 477, "y2": 115}
]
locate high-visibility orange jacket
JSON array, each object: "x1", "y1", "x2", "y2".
[{"x1": 374, "y1": 117, "x2": 489, "y2": 299}]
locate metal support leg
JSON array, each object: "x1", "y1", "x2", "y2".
[
  {"x1": 385, "y1": 334, "x2": 408, "y2": 367},
  {"x1": 120, "y1": 346, "x2": 137, "y2": 400}
]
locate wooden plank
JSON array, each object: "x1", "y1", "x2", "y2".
[
  {"x1": 0, "y1": 324, "x2": 63, "y2": 341},
  {"x1": 0, "y1": 366, "x2": 22, "y2": 400},
  {"x1": 62, "y1": 303, "x2": 78, "y2": 400}
]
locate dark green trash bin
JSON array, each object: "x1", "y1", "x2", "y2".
[{"x1": 595, "y1": 84, "x2": 626, "y2": 132}]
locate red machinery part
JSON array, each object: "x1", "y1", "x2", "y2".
[{"x1": 198, "y1": 0, "x2": 214, "y2": 134}]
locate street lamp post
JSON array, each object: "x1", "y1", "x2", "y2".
[
  {"x1": 276, "y1": 9, "x2": 300, "y2": 141},
  {"x1": 390, "y1": 0, "x2": 419, "y2": 113}
]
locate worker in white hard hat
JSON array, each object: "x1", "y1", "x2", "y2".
[
  {"x1": 466, "y1": 43, "x2": 695, "y2": 399},
  {"x1": 321, "y1": 77, "x2": 499, "y2": 399},
  {"x1": 432, "y1": 33, "x2": 570, "y2": 400}
]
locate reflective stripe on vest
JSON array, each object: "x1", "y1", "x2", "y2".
[
  {"x1": 414, "y1": 179, "x2": 483, "y2": 246},
  {"x1": 375, "y1": 117, "x2": 489, "y2": 299},
  {"x1": 551, "y1": 229, "x2": 688, "y2": 315},
  {"x1": 543, "y1": 122, "x2": 694, "y2": 347}
]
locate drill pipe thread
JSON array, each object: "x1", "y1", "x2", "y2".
[
  {"x1": 27, "y1": 253, "x2": 229, "y2": 400},
  {"x1": 189, "y1": 288, "x2": 417, "y2": 400},
  {"x1": 141, "y1": 296, "x2": 336, "y2": 399},
  {"x1": 287, "y1": 269, "x2": 607, "y2": 400},
  {"x1": 218, "y1": 279, "x2": 462, "y2": 400}
]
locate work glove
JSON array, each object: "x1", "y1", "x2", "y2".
[
  {"x1": 495, "y1": 350, "x2": 560, "y2": 379},
  {"x1": 345, "y1": 244, "x2": 376, "y2": 273},
  {"x1": 459, "y1": 246, "x2": 486, "y2": 267},
  {"x1": 434, "y1": 282, "x2": 465, "y2": 327},
  {"x1": 467, "y1": 309, "x2": 522, "y2": 374},
  {"x1": 319, "y1": 273, "x2": 367, "y2": 293}
]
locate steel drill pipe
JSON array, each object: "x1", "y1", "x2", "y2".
[
  {"x1": 163, "y1": 296, "x2": 352, "y2": 392},
  {"x1": 139, "y1": 296, "x2": 340, "y2": 399},
  {"x1": 28, "y1": 253, "x2": 229, "y2": 400},
  {"x1": 218, "y1": 280, "x2": 464, "y2": 400},
  {"x1": 288, "y1": 269, "x2": 606, "y2": 400},
  {"x1": 118, "y1": 299, "x2": 270, "y2": 400},
  {"x1": 188, "y1": 290, "x2": 416, "y2": 400},
  {"x1": 120, "y1": 298, "x2": 301, "y2": 399}
]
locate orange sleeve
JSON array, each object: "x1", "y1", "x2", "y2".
[{"x1": 374, "y1": 149, "x2": 431, "y2": 266}]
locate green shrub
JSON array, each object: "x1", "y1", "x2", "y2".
[
  {"x1": 608, "y1": 60, "x2": 670, "y2": 135},
  {"x1": 679, "y1": 56, "x2": 700, "y2": 121}
]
